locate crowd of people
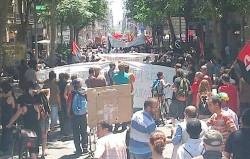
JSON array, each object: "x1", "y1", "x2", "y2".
[{"x1": 0, "y1": 49, "x2": 250, "y2": 159}]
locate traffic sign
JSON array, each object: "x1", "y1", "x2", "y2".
[{"x1": 36, "y1": 5, "x2": 46, "y2": 11}]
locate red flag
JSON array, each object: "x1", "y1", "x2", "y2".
[
  {"x1": 237, "y1": 42, "x2": 250, "y2": 83},
  {"x1": 71, "y1": 41, "x2": 80, "y2": 55},
  {"x1": 237, "y1": 42, "x2": 250, "y2": 68}
]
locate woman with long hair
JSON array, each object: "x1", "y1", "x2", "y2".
[{"x1": 196, "y1": 79, "x2": 212, "y2": 118}]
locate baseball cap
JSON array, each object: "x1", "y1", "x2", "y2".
[{"x1": 203, "y1": 130, "x2": 223, "y2": 146}]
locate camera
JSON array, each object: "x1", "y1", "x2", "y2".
[{"x1": 201, "y1": 95, "x2": 208, "y2": 105}]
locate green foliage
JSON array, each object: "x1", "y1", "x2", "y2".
[
  {"x1": 192, "y1": 0, "x2": 250, "y2": 20},
  {"x1": 57, "y1": 0, "x2": 92, "y2": 27},
  {"x1": 126, "y1": 0, "x2": 186, "y2": 25},
  {"x1": 39, "y1": 0, "x2": 108, "y2": 29},
  {"x1": 88, "y1": 0, "x2": 108, "y2": 21},
  {"x1": 230, "y1": 0, "x2": 250, "y2": 15},
  {"x1": 56, "y1": 43, "x2": 70, "y2": 60}
]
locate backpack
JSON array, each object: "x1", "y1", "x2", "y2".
[
  {"x1": 34, "y1": 92, "x2": 51, "y2": 114},
  {"x1": 151, "y1": 79, "x2": 163, "y2": 96},
  {"x1": 176, "y1": 78, "x2": 189, "y2": 101},
  {"x1": 71, "y1": 91, "x2": 87, "y2": 115}
]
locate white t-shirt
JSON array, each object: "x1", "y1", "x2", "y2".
[{"x1": 94, "y1": 133, "x2": 127, "y2": 159}]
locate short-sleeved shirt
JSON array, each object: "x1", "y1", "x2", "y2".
[
  {"x1": 129, "y1": 111, "x2": 156, "y2": 158},
  {"x1": 94, "y1": 133, "x2": 127, "y2": 159},
  {"x1": 207, "y1": 112, "x2": 237, "y2": 146},
  {"x1": 44, "y1": 80, "x2": 60, "y2": 106},
  {"x1": 113, "y1": 72, "x2": 129, "y2": 85},
  {"x1": 225, "y1": 128, "x2": 250, "y2": 159}
]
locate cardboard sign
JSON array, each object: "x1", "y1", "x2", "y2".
[{"x1": 87, "y1": 84, "x2": 132, "y2": 128}]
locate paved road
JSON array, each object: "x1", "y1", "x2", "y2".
[
  {"x1": 42, "y1": 125, "x2": 174, "y2": 159},
  {"x1": 0, "y1": 123, "x2": 175, "y2": 159}
]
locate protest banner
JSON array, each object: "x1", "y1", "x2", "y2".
[
  {"x1": 99, "y1": 53, "x2": 154, "y2": 63},
  {"x1": 37, "y1": 61, "x2": 176, "y2": 109},
  {"x1": 124, "y1": 62, "x2": 176, "y2": 108}
]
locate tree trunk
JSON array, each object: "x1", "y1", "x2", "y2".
[
  {"x1": 167, "y1": 16, "x2": 176, "y2": 47},
  {"x1": 152, "y1": 25, "x2": 157, "y2": 46},
  {"x1": 60, "y1": 19, "x2": 63, "y2": 45},
  {"x1": 74, "y1": 27, "x2": 79, "y2": 44},
  {"x1": 211, "y1": 17, "x2": 222, "y2": 59},
  {"x1": 221, "y1": 12, "x2": 229, "y2": 56},
  {"x1": 241, "y1": 15, "x2": 246, "y2": 46},
  {"x1": 70, "y1": 25, "x2": 74, "y2": 43},
  {"x1": 50, "y1": 0, "x2": 57, "y2": 56},
  {"x1": 0, "y1": 0, "x2": 9, "y2": 68},
  {"x1": 0, "y1": 0, "x2": 9, "y2": 44}
]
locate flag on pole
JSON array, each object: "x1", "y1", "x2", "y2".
[
  {"x1": 71, "y1": 41, "x2": 81, "y2": 63},
  {"x1": 237, "y1": 42, "x2": 250, "y2": 84},
  {"x1": 71, "y1": 41, "x2": 80, "y2": 55}
]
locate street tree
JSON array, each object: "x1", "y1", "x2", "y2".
[
  {"x1": 192, "y1": 0, "x2": 250, "y2": 58},
  {"x1": 0, "y1": 0, "x2": 10, "y2": 44},
  {"x1": 126, "y1": 0, "x2": 187, "y2": 48},
  {"x1": 57, "y1": 0, "x2": 108, "y2": 43},
  {"x1": 57, "y1": 0, "x2": 92, "y2": 42}
]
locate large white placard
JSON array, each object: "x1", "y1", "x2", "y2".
[
  {"x1": 125, "y1": 62, "x2": 175, "y2": 108},
  {"x1": 37, "y1": 61, "x2": 176, "y2": 109}
]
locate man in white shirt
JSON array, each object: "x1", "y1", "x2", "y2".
[
  {"x1": 170, "y1": 106, "x2": 208, "y2": 159},
  {"x1": 177, "y1": 119, "x2": 205, "y2": 159},
  {"x1": 94, "y1": 121, "x2": 127, "y2": 159}
]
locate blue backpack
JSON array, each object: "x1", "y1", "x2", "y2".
[
  {"x1": 71, "y1": 91, "x2": 87, "y2": 115},
  {"x1": 151, "y1": 79, "x2": 163, "y2": 96}
]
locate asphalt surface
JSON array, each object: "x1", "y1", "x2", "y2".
[{"x1": 0, "y1": 123, "x2": 174, "y2": 159}]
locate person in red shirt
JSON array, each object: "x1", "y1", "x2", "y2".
[
  {"x1": 191, "y1": 72, "x2": 204, "y2": 106},
  {"x1": 218, "y1": 74, "x2": 239, "y2": 113}
]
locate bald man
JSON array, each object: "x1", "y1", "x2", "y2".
[{"x1": 170, "y1": 106, "x2": 208, "y2": 159}]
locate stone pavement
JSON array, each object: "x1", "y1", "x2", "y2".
[
  {"x1": 42, "y1": 124, "x2": 174, "y2": 159},
  {"x1": 0, "y1": 123, "x2": 175, "y2": 159}
]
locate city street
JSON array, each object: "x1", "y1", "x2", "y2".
[
  {"x1": 1, "y1": 0, "x2": 250, "y2": 158},
  {"x1": 39, "y1": 124, "x2": 173, "y2": 159}
]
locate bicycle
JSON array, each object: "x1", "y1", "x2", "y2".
[{"x1": 11, "y1": 125, "x2": 38, "y2": 159}]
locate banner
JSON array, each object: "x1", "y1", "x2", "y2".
[
  {"x1": 37, "y1": 61, "x2": 176, "y2": 109},
  {"x1": 108, "y1": 34, "x2": 145, "y2": 48},
  {"x1": 99, "y1": 53, "x2": 154, "y2": 63},
  {"x1": 125, "y1": 62, "x2": 175, "y2": 108}
]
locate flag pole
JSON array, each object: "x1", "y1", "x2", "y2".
[{"x1": 228, "y1": 59, "x2": 238, "y2": 74}]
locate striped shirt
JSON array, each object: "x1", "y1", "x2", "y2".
[
  {"x1": 129, "y1": 110, "x2": 156, "y2": 158},
  {"x1": 207, "y1": 111, "x2": 237, "y2": 146}
]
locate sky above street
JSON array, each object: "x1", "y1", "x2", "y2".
[{"x1": 109, "y1": 0, "x2": 124, "y2": 27}]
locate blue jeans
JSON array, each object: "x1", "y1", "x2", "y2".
[{"x1": 50, "y1": 105, "x2": 59, "y2": 127}]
